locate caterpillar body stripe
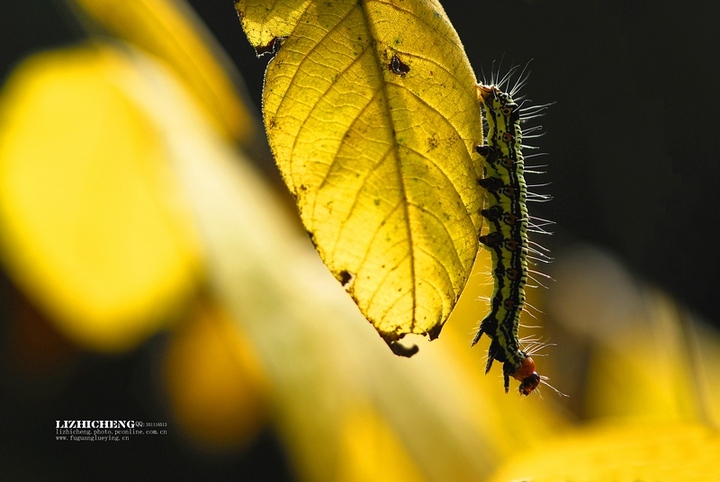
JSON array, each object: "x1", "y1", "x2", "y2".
[{"x1": 472, "y1": 80, "x2": 545, "y2": 396}]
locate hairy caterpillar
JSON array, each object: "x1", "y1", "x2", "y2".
[{"x1": 472, "y1": 71, "x2": 557, "y2": 396}]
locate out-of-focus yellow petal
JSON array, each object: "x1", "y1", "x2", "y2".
[
  {"x1": 0, "y1": 44, "x2": 202, "y2": 351},
  {"x1": 336, "y1": 405, "x2": 424, "y2": 482},
  {"x1": 488, "y1": 422, "x2": 720, "y2": 482},
  {"x1": 583, "y1": 290, "x2": 697, "y2": 421},
  {"x1": 549, "y1": 247, "x2": 702, "y2": 421},
  {"x1": 69, "y1": 0, "x2": 257, "y2": 146},
  {"x1": 163, "y1": 296, "x2": 271, "y2": 451}
]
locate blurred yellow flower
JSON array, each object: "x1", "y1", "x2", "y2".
[
  {"x1": 0, "y1": 43, "x2": 203, "y2": 351},
  {"x1": 163, "y1": 295, "x2": 271, "y2": 452},
  {"x1": 489, "y1": 422, "x2": 720, "y2": 481},
  {"x1": 70, "y1": 0, "x2": 257, "y2": 145}
]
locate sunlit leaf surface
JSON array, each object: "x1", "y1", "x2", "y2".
[{"x1": 237, "y1": 0, "x2": 484, "y2": 347}]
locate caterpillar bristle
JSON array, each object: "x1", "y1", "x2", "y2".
[
  {"x1": 529, "y1": 215, "x2": 555, "y2": 226},
  {"x1": 518, "y1": 322, "x2": 543, "y2": 329},
  {"x1": 526, "y1": 192, "x2": 553, "y2": 203},
  {"x1": 537, "y1": 377, "x2": 569, "y2": 398},
  {"x1": 527, "y1": 227, "x2": 553, "y2": 237},
  {"x1": 524, "y1": 169, "x2": 548, "y2": 176}
]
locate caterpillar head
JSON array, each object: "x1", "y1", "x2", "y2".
[{"x1": 512, "y1": 356, "x2": 541, "y2": 396}]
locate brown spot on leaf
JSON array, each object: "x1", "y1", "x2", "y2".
[
  {"x1": 255, "y1": 36, "x2": 286, "y2": 57},
  {"x1": 390, "y1": 55, "x2": 410, "y2": 76},
  {"x1": 337, "y1": 269, "x2": 353, "y2": 287}
]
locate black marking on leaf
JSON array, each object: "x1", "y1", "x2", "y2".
[
  {"x1": 390, "y1": 55, "x2": 410, "y2": 75},
  {"x1": 255, "y1": 36, "x2": 286, "y2": 57},
  {"x1": 337, "y1": 269, "x2": 353, "y2": 287}
]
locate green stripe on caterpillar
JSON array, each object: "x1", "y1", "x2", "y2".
[{"x1": 472, "y1": 74, "x2": 561, "y2": 397}]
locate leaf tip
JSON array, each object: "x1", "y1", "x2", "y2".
[{"x1": 427, "y1": 323, "x2": 443, "y2": 341}]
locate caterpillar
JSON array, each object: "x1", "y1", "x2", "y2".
[{"x1": 472, "y1": 71, "x2": 556, "y2": 396}]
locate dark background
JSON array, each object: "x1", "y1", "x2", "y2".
[{"x1": 1, "y1": 0, "x2": 719, "y2": 480}]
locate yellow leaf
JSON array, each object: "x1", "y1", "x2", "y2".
[
  {"x1": 70, "y1": 0, "x2": 257, "y2": 146},
  {"x1": 235, "y1": 0, "x2": 312, "y2": 52},
  {"x1": 336, "y1": 405, "x2": 425, "y2": 482},
  {"x1": 488, "y1": 423, "x2": 720, "y2": 482},
  {"x1": 164, "y1": 296, "x2": 271, "y2": 451},
  {"x1": 236, "y1": 0, "x2": 484, "y2": 348},
  {"x1": 0, "y1": 44, "x2": 202, "y2": 350}
]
